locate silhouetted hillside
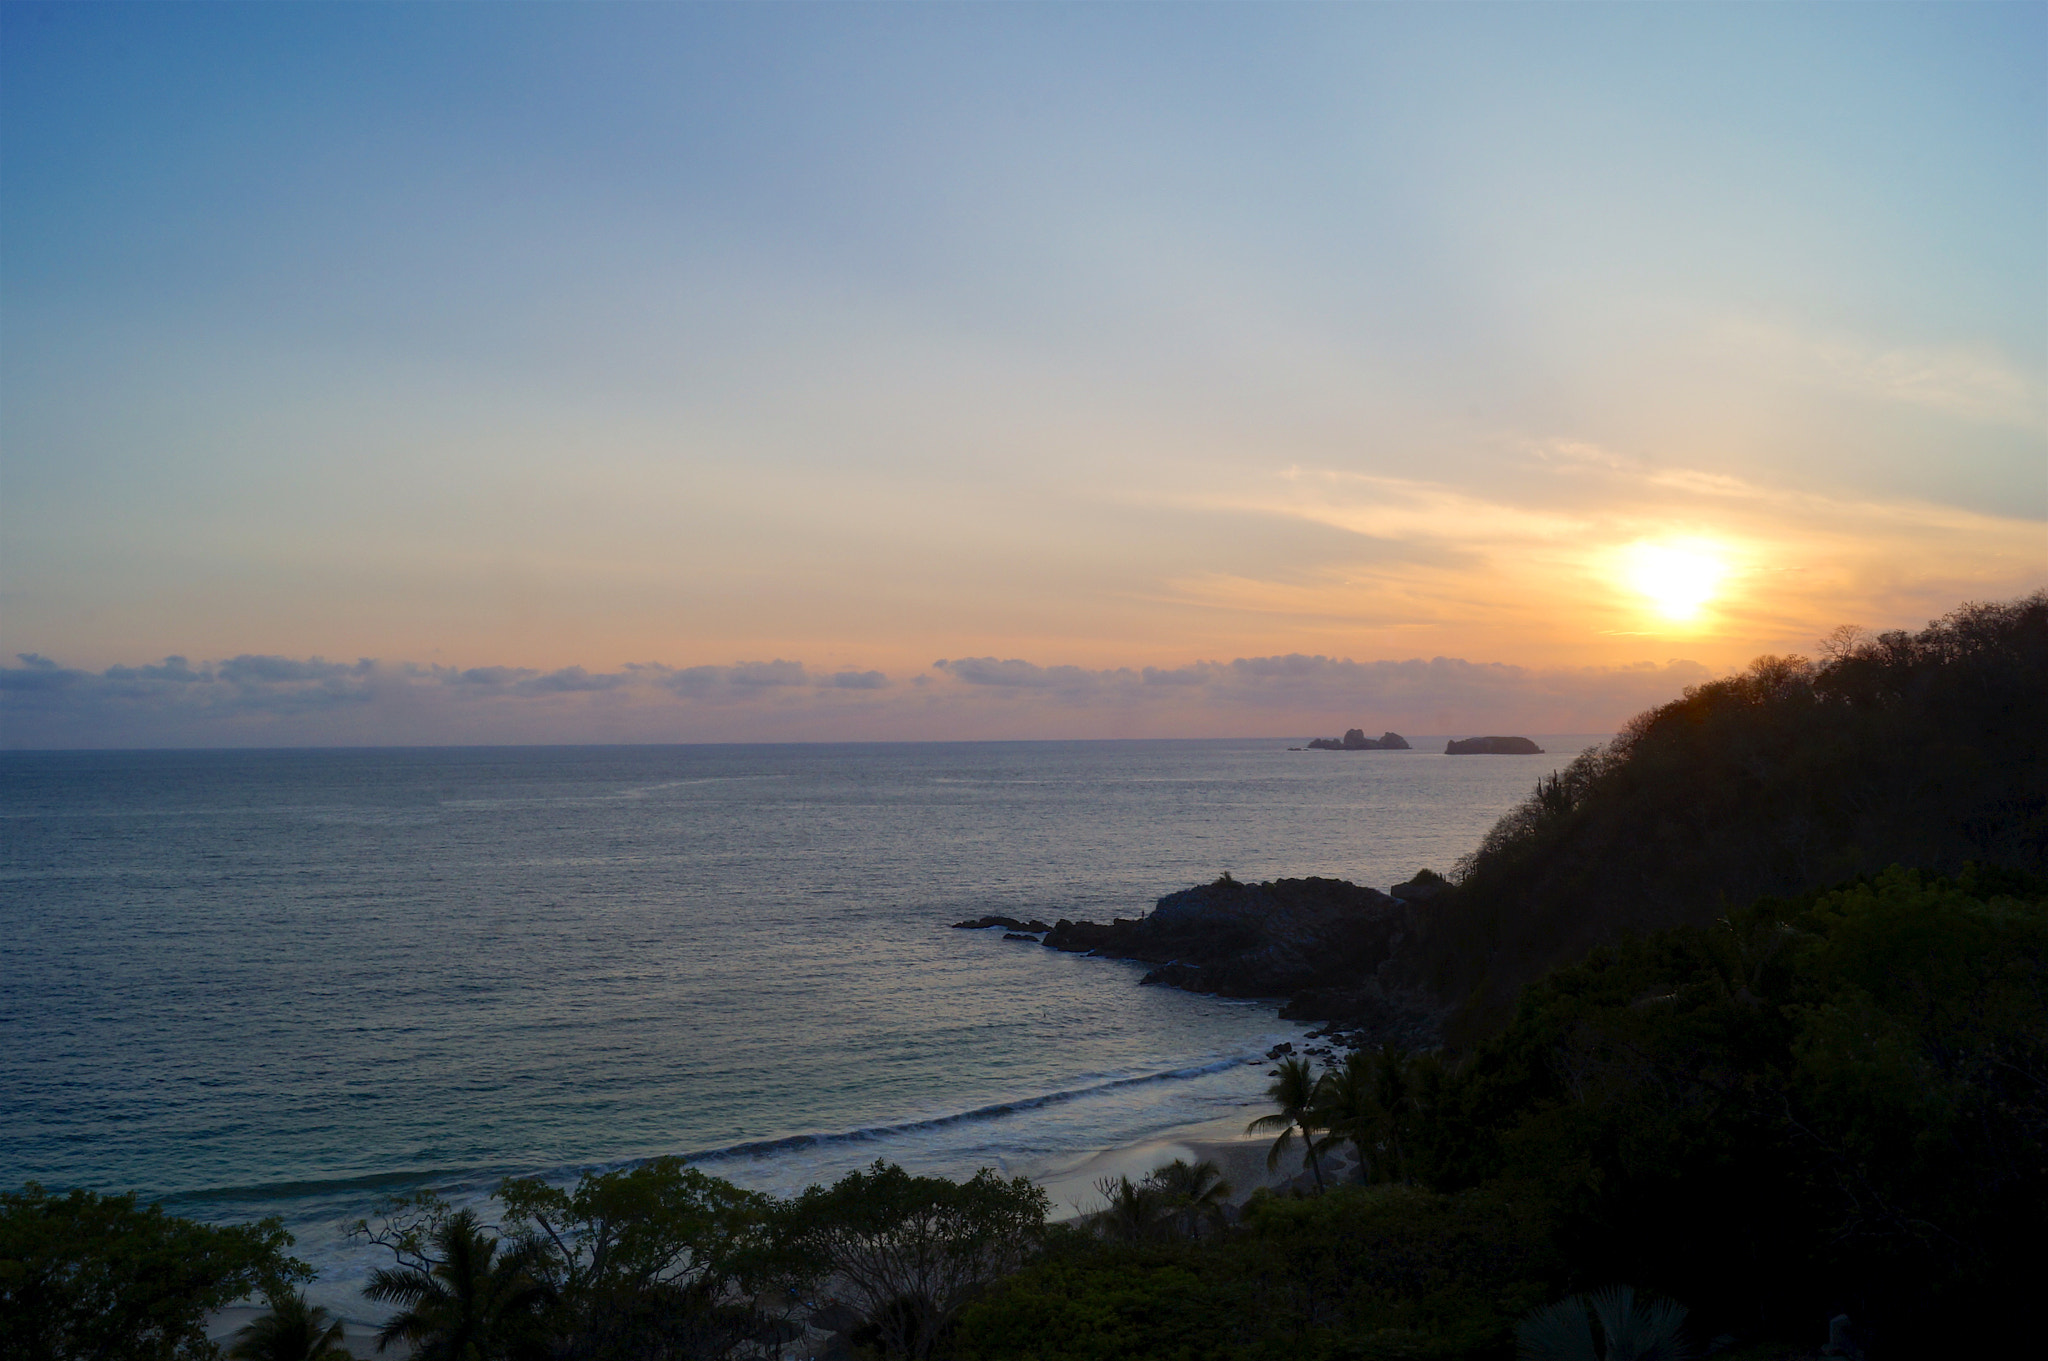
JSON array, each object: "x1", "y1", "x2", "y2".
[{"x1": 1411, "y1": 592, "x2": 2047, "y2": 1042}]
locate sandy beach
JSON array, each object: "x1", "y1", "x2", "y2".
[{"x1": 1030, "y1": 1111, "x2": 1341, "y2": 1218}]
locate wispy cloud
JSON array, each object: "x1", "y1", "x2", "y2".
[
  {"x1": 1159, "y1": 448, "x2": 2045, "y2": 665},
  {"x1": 1719, "y1": 320, "x2": 2046, "y2": 430}
]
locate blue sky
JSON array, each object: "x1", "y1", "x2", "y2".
[{"x1": 3, "y1": 2, "x2": 2042, "y2": 744}]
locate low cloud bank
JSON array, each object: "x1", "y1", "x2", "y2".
[{"x1": 1, "y1": 650, "x2": 1715, "y2": 749}]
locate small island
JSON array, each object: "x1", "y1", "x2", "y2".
[
  {"x1": 1443, "y1": 735, "x2": 1542, "y2": 754},
  {"x1": 1304, "y1": 728, "x2": 1411, "y2": 751}
]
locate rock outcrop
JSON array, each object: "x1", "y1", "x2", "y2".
[
  {"x1": 1389, "y1": 868, "x2": 1451, "y2": 903},
  {"x1": 1444, "y1": 735, "x2": 1543, "y2": 755},
  {"x1": 1038, "y1": 873, "x2": 1443, "y2": 1037},
  {"x1": 1305, "y1": 729, "x2": 1412, "y2": 751},
  {"x1": 950, "y1": 915, "x2": 1053, "y2": 933}
]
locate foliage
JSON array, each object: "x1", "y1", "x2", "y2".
[
  {"x1": 1313, "y1": 1043, "x2": 1445, "y2": 1186},
  {"x1": 0, "y1": 1182, "x2": 309, "y2": 1361},
  {"x1": 773, "y1": 1160, "x2": 1048, "y2": 1360},
  {"x1": 1087, "y1": 1176, "x2": 1161, "y2": 1246},
  {"x1": 1084, "y1": 1160, "x2": 1232, "y2": 1247},
  {"x1": 951, "y1": 1182, "x2": 1557, "y2": 1361},
  {"x1": 227, "y1": 1292, "x2": 353, "y2": 1361},
  {"x1": 498, "y1": 1158, "x2": 781, "y2": 1359},
  {"x1": 1422, "y1": 592, "x2": 2048, "y2": 1039},
  {"x1": 1413, "y1": 866, "x2": 2047, "y2": 1351},
  {"x1": 1246, "y1": 1056, "x2": 1329, "y2": 1192},
  {"x1": 359, "y1": 1207, "x2": 555, "y2": 1361},
  {"x1": 1139, "y1": 1160, "x2": 1231, "y2": 1242}
]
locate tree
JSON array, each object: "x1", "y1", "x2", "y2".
[
  {"x1": 1139, "y1": 1159, "x2": 1231, "y2": 1240},
  {"x1": 1411, "y1": 866, "x2": 2048, "y2": 1351},
  {"x1": 774, "y1": 1161, "x2": 1048, "y2": 1360},
  {"x1": 1087, "y1": 1176, "x2": 1162, "y2": 1246},
  {"x1": 228, "y1": 1292, "x2": 353, "y2": 1361},
  {"x1": 1316, "y1": 1043, "x2": 1426, "y2": 1185},
  {"x1": 1248, "y1": 1055, "x2": 1329, "y2": 1193},
  {"x1": 497, "y1": 1158, "x2": 779, "y2": 1359},
  {"x1": 1, "y1": 1182, "x2": 309, "y2": 1361},
  {"x1": 359, "y1": 1207, "x2": 554, "y2": 1360}
]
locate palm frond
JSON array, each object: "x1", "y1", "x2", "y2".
[
  {"x1": 228, "y1": 1292, "x2": 352, "y2": 1361},
  {"x1": 1517, "y1": 1295, "x2": 1597, "y2": 1361},
  {"x1": 1589, "y1": 1284, "x2": 1693, "y2": 1361}
]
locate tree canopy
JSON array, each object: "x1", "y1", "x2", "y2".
[{"x1": 0, "y1": 1183, "x2": 308, "y2": 1361}]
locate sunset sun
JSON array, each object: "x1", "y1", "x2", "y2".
[{"x1": 1623, "y1": 541, "x2": 1728, "y2": 623}]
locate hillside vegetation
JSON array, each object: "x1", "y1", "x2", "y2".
[
  {"x1": 958, "y1": 865, "x2": 2046, "y2": 1357},
  {"x1": 1411, "y1": 592, "x2": 2047, "y2": 1041}
]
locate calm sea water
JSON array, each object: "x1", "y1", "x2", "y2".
[{"x1": 0, "y1": 737, "x2": 1598, "y2": 1312}]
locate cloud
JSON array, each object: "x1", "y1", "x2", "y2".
[
  {"x1": 217, "y1": 654, "x2": 371, "y2": 685},
  {"x1": 933, "y1": 658, "x2": 1120, "y2": 691},
  {"x1": 728, "y1": 660, "x2": 809, "y2": 688},
  {"x1": 1166, "y1": 450, "x2": 2043, "y2": 670},
  {"x1": 0, "y1": 645, "x2": 1726, "y2": 748},
  {"x1": 658, "y1": 660, "x2": 820, "y2": 698},
  {"x1": 517, "y1": 666, "x2": 628, "y2": 695},
  {"x1": 452, "y1": 666, "x2": 531, "y2": 687},
  {"x1": 101, "y1": 655, "x2": 208, "y2": 684},
  {"x1": 1721, "y1": 320, "x2": 2046, "y2": 429},
  {"x1": 829, "y1": 670, "x2": 889, "y2": 690},
  {"x1": 0, "y1": 654, "x2": 89, "y2": 692}
]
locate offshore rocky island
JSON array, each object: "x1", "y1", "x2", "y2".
[{"x1": 1298, "y1": 727, "x2": 1545, "y2": 754}]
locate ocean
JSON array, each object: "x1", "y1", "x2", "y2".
[{"x1": 0, "y1": 737, "x2": 1599, "y2": 1314}]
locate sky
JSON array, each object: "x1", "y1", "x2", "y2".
[{"x1": 2, "y1": 2, "x2": 2043, "y2": 747}]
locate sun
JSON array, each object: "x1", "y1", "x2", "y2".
[{"x1": 1621, "y1": 540, "x2": 1727, "y2": 622}]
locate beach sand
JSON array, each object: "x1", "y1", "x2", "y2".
[{"x1": 1030, "y1": 1111, "x2": 1347, "y2": 1219}]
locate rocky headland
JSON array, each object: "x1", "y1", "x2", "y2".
[
  {"x1": 1014, "y1": 871, "x2": 1452, "y2": 1046},
  {"x1": 1443, "y1": 735, "x2": 1543, "y2": 754},
  {"x1": 1304, "y1": 728, "x2": 1411, "y2": 750}
]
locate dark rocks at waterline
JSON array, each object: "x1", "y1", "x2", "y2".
[
  {"x1": 950, "y1": 915, "x2": 1054, "y2": 933},
  {"x1": 1443, "y1": 735, "x2": 1544, "y2": 755},
  {"x1": 1305, "y1": 728, "x2": 1412, "y2": 751},
  {"x1": 1038, "y1": 873, "x2": 1443, "y2": 1038},
  {"x1": 1040, "y1": 918, "x2": 1142, "y2": 953},
  {"x1": 1001, "y1": 931, "x2": 1040, "y2": 942}
]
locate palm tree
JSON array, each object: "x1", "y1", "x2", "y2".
[
  {"x1": 1140, "y1": 1158, "x2": 1232, "y2": 1239},
  {"x1": 228, "y1": 1292, "x2": 353, "y2": 1361},
  {"x1": 1315, "y1": 1043, "x2": 1414, "y2": 1185},
  {"x1": 363, "y1": 1208, "x2": 555, "y2": 1360},
  {"x1": 1090, "y1": 1175, "x2": 1163, "y2": 1244},
  {"x1": 1247, "y1": 1055, "x2": 1329, "y2": 1194},
  {"x1": 1313, "y1": 1049, "x2": 1383, "y2": 1184}
]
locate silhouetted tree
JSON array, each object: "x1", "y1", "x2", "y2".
[
  {"x1": 228, "y1": 1292, "x2": 352, "y2": 1361},
  {"x1": 361, "y1": 1209, "x2": 553, "y2": 1360},
  {"x1": 1248, "y1": 1056, "x2": 1329, "y2": 1193}
]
